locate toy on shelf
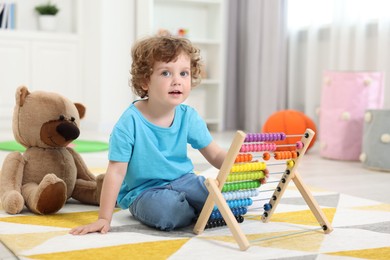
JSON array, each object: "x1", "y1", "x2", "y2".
[
  {"x1": 177, "y1": 28, "x2": 188, "y2": 38},
  {"x1": 193, "y1": 129, "x2": 333, "y2": 251},
  {"x1": 156, "y1": 28, "x2": 171, "y2": 37}
]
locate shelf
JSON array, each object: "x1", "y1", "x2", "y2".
[
  {"x1": 155, "y1": 0, "x2": 221, "y2": 5},
  {"x1": 190, "y1": 39, "x2": 221, "y2": 45},
  {"x1": 0, "y1": 0, "x2": 80, "y2": 34},
  {"x1": 0, "y1": 30, "x2": 79, "y2": 42},
  {"x1": 0, "y1": 0, "x2": 83, "y2": 122}
]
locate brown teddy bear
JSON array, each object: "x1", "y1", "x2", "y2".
[{"x1": 0, "y1": 86, "x2": 104, "y2": 215}]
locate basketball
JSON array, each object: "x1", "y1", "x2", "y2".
[{"x1": 262, "y1": 110, "x2": 317, "y2": 151}]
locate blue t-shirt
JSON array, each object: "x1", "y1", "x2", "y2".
[{"x1": 109, "y1": 102, "x2": 212, "y2": 209}]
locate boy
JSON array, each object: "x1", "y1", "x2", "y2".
[{"x1": 70, "y1": 35, "x2": 226, "y2": 234}]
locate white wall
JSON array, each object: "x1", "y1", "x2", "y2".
[{"x1": 76, "y1": 0, "x2": 136, "y2": 134}]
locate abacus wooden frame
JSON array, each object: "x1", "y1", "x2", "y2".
[{"x1": 193, "y1": 128, "x2": 333, "y2": 251}]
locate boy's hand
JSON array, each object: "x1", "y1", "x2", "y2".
[{"x1": 69, "y1": 219, "x2": 111, "y2": 235}]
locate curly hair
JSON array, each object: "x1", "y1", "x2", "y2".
[{"x1": 130, "y1": 35, "x2": 202, "y2": 98}]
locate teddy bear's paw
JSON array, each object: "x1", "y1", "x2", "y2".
[
  {"x1": 34, "y1": 175, "x2": 67, "y2": 214},
  {"x1": 1, "y1": 190, "x2": 24, "y2": 214}
]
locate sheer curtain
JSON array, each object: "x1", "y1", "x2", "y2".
[
  {"x1": 224, "y1": 0, "x2": 390, "y2": 131},
  {"x1": 224, "y1": 0, "x2": 288, "y2": 132},
  {"x1": 288, "y1": 0, "x2": 390, "y2": 123}
]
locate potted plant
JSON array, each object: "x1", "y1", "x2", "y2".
[{"x1": 35, "y1": 1, "x2": 60, "y2": 31}]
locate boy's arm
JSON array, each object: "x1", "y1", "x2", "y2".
[
  {"x1": 98, "y1": 161, "x2": 127, "y2": 222},
  {"x1": 70, "y1": 161, "x2": 127, "y2": 235},
  {"x1": 199, "y1": 140, "x2": 227, "y2": 169}
]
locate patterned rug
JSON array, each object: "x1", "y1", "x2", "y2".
[{"x1": 0, "y1": 169, "x2": 389, "y2": 260}]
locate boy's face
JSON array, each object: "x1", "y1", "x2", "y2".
[{"x1": 144, "y1": 53, "x2": 192, "y2": 108}]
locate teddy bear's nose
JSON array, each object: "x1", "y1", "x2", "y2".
[{"x1": 56, "y1": 122, "x2": 80, "y2": 141}]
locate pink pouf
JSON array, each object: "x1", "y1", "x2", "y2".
[{"x1": 319, "y1": 71, "x2": 384, "y2": 161}]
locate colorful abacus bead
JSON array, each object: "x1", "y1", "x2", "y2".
[
  {"x1": 205, "y1": 218, "x2": 225, "y2": 229},
  {"x1": 226, "y1": 170, "x2": 266, "y2": 182},
  {"x1": 274, "y1": 151, "x2": 297, "y2": 160},
  {"x1": 222, "y1": 180, "x2": 261, "y2": 192},
  {"x1": 240, "y1": 143, "x2": 277, "y2": 152},
  {"x1": 244, "y1": 132, "x2": 287, "y2": 142},
  {"x1": 296, "y1": 141, "x2": 304, "y2": 149},
  {"x1": 231, "y1": 207, "x2": 248, "y2": 216},
  {"x1": 264, "y1": 203, "x2": 272, "y2": 211},
  {"x1": 231, "y1": 162, "x2": 266, "y2": 173},
  {"x1": 236, "y1": 215, "x2": 244, "y2": 223},
  {"x1": 286, "y1": 160, "x2": 295, "y2": 168},
  {"x1": 226, "y1": 198, "x2": 253, "y2": 208},
  {"x1": 214, "y1": 199, "x2": 253, "y2": 210},
  {"x1": 211, "y1": 206, "x2": 248, "y2": 220},
  {"x1": 291, "y1": 151, "x2": 298, "y2": 158},
  {"x1": 222, "y1": 189, "x2": 259, "y2": 200},
  {"x1": 205, "y1": 215, "x2": 244, "y2": 229},
  {"x1": 234, "y1": 153, "x2": 253, "y2": 163}
]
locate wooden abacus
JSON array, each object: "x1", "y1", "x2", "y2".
[{"x1": 193, "y1": 128, "x2": 333, "y2": 251}]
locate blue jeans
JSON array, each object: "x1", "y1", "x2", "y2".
[{"x1": 129, "y1": 173, "x2": 208, "y2": 231}]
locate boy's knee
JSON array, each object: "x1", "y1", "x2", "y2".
[
  {"x1": 133, "y1": 189, "x2": 196, "y2": 230},
  {"x1": 160, "y1": 192, "x2": 192, "y2": 216},
  {"x1": 155, "y1": 192, "x2": 195, "y2": 230}
]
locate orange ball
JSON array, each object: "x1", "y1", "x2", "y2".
[{"x1": 262, "y1": 110, "x2": 317, "y2": 151}]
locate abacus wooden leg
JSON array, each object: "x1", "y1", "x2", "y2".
[
  {"x1": 292, "y1": 171, "x2": 334, "y2": 233},
  {"x1": 193, "y1": 196, "x2": 215, "y2": 235},
  {"x1": 205, "y1": 178, "x2": 250, "y2": 251},
  {"x1": 194, "y1": 131, "x2": 246, "y2": 236}
]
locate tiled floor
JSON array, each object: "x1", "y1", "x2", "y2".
[{"x1": 1, "y1": 129, "x2": 390, "y2": 259}]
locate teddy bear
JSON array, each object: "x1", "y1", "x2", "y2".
[{"x1": 0, "y1": 86, "x2": 104, "y2": 215}]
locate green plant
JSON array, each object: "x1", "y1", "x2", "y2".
[{"x1": 35, "y1": 2, "x2": 59, "y2": 15}]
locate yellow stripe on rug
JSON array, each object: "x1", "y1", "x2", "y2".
[
  {"x1": 203, "y1": 229, "x2": 326, "y2": 252},
  {"x1": 24, "y1": 239, "x2": 189, "y2": 260},
  {"x1": 352, "y1": 203, "x2": 390, "y2": 212},
  {"x1": 246, "y1": 208, "x2": 336, "y2": 227},
  {"x1": 327, "y1": 246, "x2": 390, "y2": 260},
  {"x1": 0, "y1": 210, "x2": 119, "y2": 228},
  {"x1": 0, "y1": 231, "x2": 68, "y2": 254},
  {"x1": 248, "y1": 230, "x2": 326, "y2": 252}
]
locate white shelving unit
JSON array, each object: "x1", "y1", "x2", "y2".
[
  {"x1": 0, "y1": 0, "x2": 82, "y2": 130},
  {"x1": 136, "y1": 0, "x2": 226, "y2": 131},
  {"x1": 1, "y1": 0, "x2": 136, "y2": 133}
]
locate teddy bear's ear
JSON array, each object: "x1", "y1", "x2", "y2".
[
  {"x1": 74, "y1": 103, "x2": 86, "y2": 119},
  {"x1": 16, "y1": 86, "x2": 30, "y2": 107}
]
